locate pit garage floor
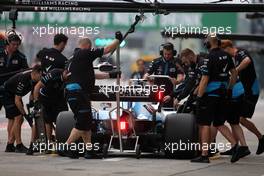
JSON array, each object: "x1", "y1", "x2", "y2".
[{"x1": 0, "y1": 101, "x2": 264, "y2": 176}]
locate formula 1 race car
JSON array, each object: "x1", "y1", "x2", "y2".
[{"x1": 56, "y1": 75, "x2": 198, "y2": 159}]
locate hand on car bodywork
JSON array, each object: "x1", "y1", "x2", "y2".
[{"x1": 163, "y1": 95, "x2": 171, "y2": 103}]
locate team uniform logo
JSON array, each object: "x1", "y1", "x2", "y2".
[
  {"x1": 169, "y1": 68, "x2": 176, "y2": 72},
  {"x1": 12, "y1": 59, "x2": 18, "y2": 64},
  {"x1": 0, "y1": 57, "x2": 4, "y2": 66}
]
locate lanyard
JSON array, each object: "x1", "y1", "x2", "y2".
[{"x1": 164, "y1": 62, "x2": 169, "y2": 75}]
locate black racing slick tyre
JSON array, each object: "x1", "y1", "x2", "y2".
[
  {"x1": 102, "y1": 144, "x2": 108, "y2": 159},
  {"x1": 136, "y1": 144, "x2": 141, "y2": 159},
  {"x1": 164, "y1": 113, "x2": 198, "y2": 159},
  {"x1": 56, "y1": 111, "x2": 75, "y2": 143}
]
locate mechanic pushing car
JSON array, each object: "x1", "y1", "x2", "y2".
[
  {"x1": 29, "y1": 67, "x2": 120, "y2": 155},
  {"x1": 3, "y1": 65, "x2": 42, "y2": 153},
  {"x1": 191, "y1": 34, "x2": 240, "y2": 163},
  {"x1": 143, "y1": 42, "x2": 184, "y2": 106},
  {"x1": 62, "y1": 32, "x2": 124, "y2": 159},
  {"x1": 195, "y1": 40, "x2": 251, "y2": 162},
  {"x1": 28, "y1": 68, "x2": 69, "y2": 155},
  {"x1": 218, "y1": 71, "x2": 251, "y2": 162},
  {"x1": 35, "y1": 33, "x2": 68, "y2": 75},
  {"x1": 162, "y1": 48, "x2": 205, "y2": 109},
  {"x1": 0, "y1": 33, "x2": 29, "y2": 153},
  {"x1": 221, "y1": 40, "x2": 264, "y2": 155},
  {"x1": 162, "y1": 48, "x2": 249, "y2": 162}
]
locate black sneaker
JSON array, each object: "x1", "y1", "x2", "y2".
[
  {"x1": 26, "y1": 143, "x2": 34, "y2": 155},
  {"x1": 239, "y1": 146, "x2": 251, "y2": 158},
  {"x1": 5, "y1": 143, "x2": 15, "y2": 152},
  {"x1": 221, "y1": 144, "x2": 237, "y2": 156},
  {"x1": 45, "y1": 143, "x2": 55, "y2": 154},
  {"x1": 84, "y1": 150, "x2": 99, "y2": 159},
  {"x1": 15, "y1": 143, "x2": 28, "y2": 153},
  {"x1": 191, "y1": 156, "x2": 210, "y2": 163},
  {"x1": 208, "y1": 148, "x2": 219, "y2": 157},
  {"x1": 63, "y1": 150, "x2": 79, "y2": 159},
  {"x1": 57, "y1": 149, "x2": 66, "y2": 157},
  {"x1": 62, "y1": 146, "x2": 79, "y2": 159},
  {"x1": 256, "y1": 135, "x2": 264, "y2": 155},
  {"x1": 84, "y1": 150, "x2": 93, "y2": 159},
  {"x1": 231, "y1": 145, "x2": 250, "y2": 163},
  {"x1": 26, "y1": 147, "x2": 34, "y2": 155}
]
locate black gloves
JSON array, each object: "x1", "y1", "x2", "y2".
[
  {"x1": 23, "y1": 114, "x2": 33, "y2": 127},
  {"x1": 33, "y1": 100, "x2": 41, "y2": 111},
  {"x1": 109, "y1": 71, "x2": 122, "y2": 78},
  {"x1": 28, "y1": 99, "x2": 34, "y2": 108},
  {"x1": 115, "y1": 31, "x2": 123, "y2": 42}
]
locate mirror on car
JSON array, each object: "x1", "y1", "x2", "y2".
[
  {"x1": 100, "y1": 102, "x2": 112, "y2": 110},
  {"x1": 98, "y1": 62, "x2": 114, "y2": 72}
]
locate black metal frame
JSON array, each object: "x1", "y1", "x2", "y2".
[{"x1": 0, "y1": 1, "x2": 264, "y2": 12}]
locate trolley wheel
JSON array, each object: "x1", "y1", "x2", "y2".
[
  {"x1": 136, "y1": 144, "x2": 141, "y2": 159},
  {"x1": 102, "y1": 144, "x2": 108, "y2": 158}
]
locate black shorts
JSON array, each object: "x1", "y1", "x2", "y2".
[
  {"x1": 40, "y1": 95, "x2": 68, "y2": 123},
  {"x1": 3, "y1": 91, "x2": 21, "y2": 119},
  {"x1": 226, "y1": 97, "x2": 243, "y2": 125},
  {"x1": 241, "y1": 95, "x2": 259, "y2": 119},
  {"x1": 196, "y1": 96, "x2": 226, "y2": 127},
  {"x1": 66, "y1": 90, "x2": 93, "y2": 131},
  {"x1": 0, "y1": 85, "x2": 5, "y2": 110}
]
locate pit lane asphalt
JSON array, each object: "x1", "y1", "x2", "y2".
[{"x1": 0, "y1": 100, "x2": 264, "y2": 176}]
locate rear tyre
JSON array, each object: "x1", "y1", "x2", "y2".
[
  {"x1": 56, "y1": 111, "x2": 75, "y2": 143},
  {"x1": 164, "y1": 113, "x2": 198, "y2": 159},
  {"x1": 102, "y1": 144, "x2": 108, "y2": 158},
  {"x1": 136, "y1": 144, "x2": 141, "y2": 159}
]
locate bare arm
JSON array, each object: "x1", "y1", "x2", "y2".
[
  {"x1": 143, "y1": 73, "x2": 150, "y2": 80},
  {"x1": 103, "y1": 39, "x2": 120, "y2": 55},
  {"x1": 236, "y1": 57, "x2": 251, "y2": 73},
  {"x1": 169, "y1": 73, "x2": 184, "y2": 86},
  {"x1": 15, "y1": 95, "x2": 26, "y2": 115},
  {"x1": 33, "y1": 81, "x2": 45, "y2": 101},
  {"x1": 197, "y1": 75, "x2": 209, "y2": 97},
  {"x1": 228, "y1": 68, "x2": 238, "y2": 90},
  {"x1": 169, "y1": 77, "x2": 177, "y2": 86},
  {"x1": 29, "y1": 93, "x2": 34, "y2": 102},
  {"x1": 95, "y1": 73, "x2": 110, "y2": 79},
  {"x1": 193, "y1": 86, "x2": 199, "y2": 95}
]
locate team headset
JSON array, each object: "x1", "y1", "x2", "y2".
[
  {"x1": 5, "y1": 30, "x2": 22, "y2": 46},
  {"x1": 159, "y1": 42, "x2": 177, "y2": 56},
  {"x1": 203, "y1": 34, "x2": 221, "y2": 50}
]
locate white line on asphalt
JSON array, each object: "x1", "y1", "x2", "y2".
[{"x1": 103, "y1": 158, "x2": 126, "y2": 162}]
